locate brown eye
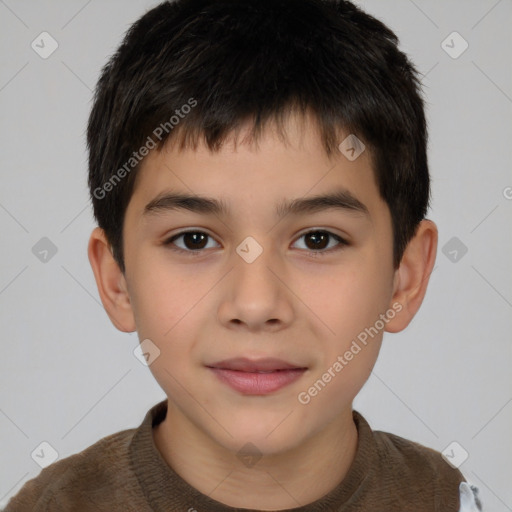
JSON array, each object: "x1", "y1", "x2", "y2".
[
  {"x1": 181, "y1": 232, "x2": 208, "y2": 250},
  {"x1": 165, "y1": 231, "x2": 220, "y2": 253},
  {"x1": 164, "y1": 229, "x2": 347, "y2": 257},
  {"x1": 292, "y1": 230, "x2": 347, "y2": 256},
  {"x1": 304, "y1": 231, "x2": 329, "y2": 250}
]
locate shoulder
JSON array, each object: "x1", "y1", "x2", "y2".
[
  {"x1": 371, "y1": 429, "x2": 483, "y2": 510},
  {"x1": 373, "y1": 428, "x2": 464, "y2": 481},
  {"x1": 371, "y1": 427, "x2": 467, "y2": 510},
  {"x1": 3, "y1": 427, "x2": 137, "y2": 512}
]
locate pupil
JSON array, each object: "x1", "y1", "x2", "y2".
[
  {"x1": 185, "y1": 232, "x2": 206, "y2": 249},
  {"x1": 308, "y1": 232, "x2": 327, "y2": 250}
]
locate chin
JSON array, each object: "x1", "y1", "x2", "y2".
[{"x1": 215, "y1": 415, "x2": 306, "y2": 456}]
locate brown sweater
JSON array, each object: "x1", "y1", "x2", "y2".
[{"x1": 4, "y1": 399, "x2": 467, "y2": 511}]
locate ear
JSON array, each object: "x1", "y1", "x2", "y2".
[
  {"x1": 385, "y1": 219, "x2": 438, "y2": 333},
  {"x1": 87, "y1": 227, "x2": 136, "y2": 333}
]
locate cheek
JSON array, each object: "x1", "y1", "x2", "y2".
[
  {"x1": 128, "y1": 259, "x2": 195, "y2": 340},
  {"x1": 296, "y1": 269, "x2": 386, "y2": 412},
  {"x1": 297, "y1": 260, "x2": 391, "y2": 405},
  {"x1": 128, "y1": 259, "x2": 221, "y2": 384},
  {"x1": 304, "y1": 262, "x2": 390, "y2": 343},
  {"x1": 129, "y1": 266, "x2": 203, "y2": 392}
]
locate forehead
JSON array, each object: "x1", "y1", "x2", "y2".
[{"x1": 126, "y1": 113, "x2": 385, "y2": 226}]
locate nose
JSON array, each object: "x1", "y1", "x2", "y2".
[{"x1": 217, "y1": 239, "x2": 294, "y2": 332}]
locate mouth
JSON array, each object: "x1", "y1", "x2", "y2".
[{"x1": 206, "y1": 357, "x2": 308, "y2": 395}]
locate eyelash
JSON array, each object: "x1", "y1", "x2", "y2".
[{"x1": 163, "y1": 229, "x2": 348, "y2": 258}]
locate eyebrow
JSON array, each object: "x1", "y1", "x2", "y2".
[{"x1": 143, "y1": 188, "x2": 369, "y2": 220}]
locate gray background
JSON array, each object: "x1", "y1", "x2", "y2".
[{"x1": 0, "y1": 0, "x2": 511, "y2": 509}]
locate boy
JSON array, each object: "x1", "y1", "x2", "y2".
[{"x1": 4, "y1": 0, "x2": 483, "y2": 510}]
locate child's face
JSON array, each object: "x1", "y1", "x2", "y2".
[{"x1": 121, "y1": 114, "x2": 398, "y2": 454}]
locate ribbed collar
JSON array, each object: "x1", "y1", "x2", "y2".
[{"x1": 129, "y1": 399, "x2": 376, "y2": 511}]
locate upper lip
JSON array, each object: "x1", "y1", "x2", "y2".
[{"x1": 206, "y1": 357, "x2": 307, "y2": 372}]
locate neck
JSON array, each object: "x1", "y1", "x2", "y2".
[{"x1": 153, "y1": 404, "x2": 358, "y2": 510}]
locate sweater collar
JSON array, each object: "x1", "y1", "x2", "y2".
[{"x1": 129, "y1": 399, "x2": 376, "y2": 511}]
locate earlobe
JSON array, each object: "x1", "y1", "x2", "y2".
[
  {"x1": 87, "y1": 227, "x2": 136, "y2": 333},
  {"x1": 385, "y1": 220, "x2": 438, "y2": 333}
]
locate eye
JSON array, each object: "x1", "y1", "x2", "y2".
[
  {"x1": 292, "y1": 230, "x2": 348, "y2": 256},
  {"x1": 163, "y1": 229, "x2": 347, "y2": 257},
  {"x1": 164, "y1": 230, "x2": 220, "y2": 255}
]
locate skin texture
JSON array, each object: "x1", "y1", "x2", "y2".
[{"x1": 88, "y1": 112, "x2": 437, "y2": 510}]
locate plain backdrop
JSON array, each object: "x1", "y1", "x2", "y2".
[{"x1": 1, "y1": 0, "x2": 511, "y2": 510}]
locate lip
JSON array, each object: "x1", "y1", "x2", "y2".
[
  {"x1": 207, "y1": 357, "x2": 306, "y2": 372},
  {"x1": 206, "y1": 357, "x2": 308, "y2": 395}
]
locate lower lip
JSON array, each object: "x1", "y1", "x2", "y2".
[{"x1": 208, "y1": 368, "x2": 307, "y2": 395}]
